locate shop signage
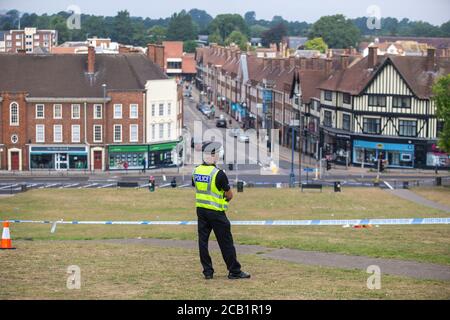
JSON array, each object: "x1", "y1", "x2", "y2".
[
  {"x1": 109, "y1": 145, "x2": 148, "y2": 153},
  {"x1": 31, "y1": 146, "x2": 87, "y2": 153}
]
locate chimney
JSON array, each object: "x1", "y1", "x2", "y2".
[
  {"x1": 368, "y1": 46, "x2": 377, "y2": 69},
  {"x1": 311, "y1": 57, "x2": 318, "y2": 70},
  {"x1": 325, "y1": 58, "x2": 332, "y2": 76},
  {"x1": 340, "y1": 54, "x2": 349, "y2": 69},
  {"x1": 147, "y1": 44, "x2": 165, "y2": 70},
  {"x1": 147, "y1": 44, "x2": 156, "y2": 62},
  {"x1": 327, "y1": 49, "x2": 333, "y2": 58},
  {"x1": 289, "y1": 56, "x2": 296, "y2": 69},
  {"x1": 427, "y1": 47, "x2": 436, "y2": 71},
  {"x1": 87, "y1": 46, "x2": 95, "y2": 74}
]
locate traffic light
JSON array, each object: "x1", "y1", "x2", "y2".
[
  {"x1": 379, "y1": 159, "x2": 385, "y2": 172},
  {"x1": 326, "y1": 160, "x2": 332, "y2": 171}
]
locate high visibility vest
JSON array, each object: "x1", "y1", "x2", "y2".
[{"x1": 193, "y1": 165, "x2": 228, "y2": 211}]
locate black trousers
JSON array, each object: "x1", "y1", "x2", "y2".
[{"x1": 197, "y1": 208, "x2": 241, "y2": 276}]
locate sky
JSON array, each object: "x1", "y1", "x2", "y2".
[{"x1": 0, "y1": 0, "x2": 449, "y2": 25}]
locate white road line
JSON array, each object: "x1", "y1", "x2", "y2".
[
  {"x1": 383, "y1": 181, "x2": 394, "y2": 190},
  {"x1": 0, "y1": 184, "x2": 17, "y2": 190},
  {"x1": 43, "y1": 183, "x2": 59, "y2": 189},
  {"x1": 97, "y1": 183, "x2": 115, "y2": 189},
  {"x1": 61, "y1": 183, "x2": 80, "y2": 189},
  {"x1": 79, "y1": 183, "x2": 98, "y2": 189}
]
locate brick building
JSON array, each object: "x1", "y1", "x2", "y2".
[
  {"x1": 1, "y1": 27, "x2": 58, "y2": 53},
  {"x1": 0, "y1": 46, "x2": 183, "y2": 171}
]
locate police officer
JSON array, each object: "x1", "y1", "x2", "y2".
[{"x1": 192, "y1": 142, "x2": 250, "y2": 280}]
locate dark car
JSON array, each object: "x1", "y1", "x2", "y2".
[{"x1": 216, "y1": 119, "x2": 227, "y2": 128}]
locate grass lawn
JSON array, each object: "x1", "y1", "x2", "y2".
[
  {"x1": 412, "y1": 186, "x2": 450, "y2": 207},
  {"x1": 1, "y1": 188, "x2": 449, "y2": 265},
  {"x1": 1, "y1": 241, "x2": 449, "y2": 300}
]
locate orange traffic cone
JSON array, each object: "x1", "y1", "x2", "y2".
[{"x1": 1, "y1": 221, "x2": 15, "y2": 250}]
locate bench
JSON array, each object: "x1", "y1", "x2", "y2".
[
  {"x1": 301, "y1": 184, "x2": 323, "y2": 192},
  {"x1": 117, "y1": 182, "x2": 139, "y2": 188}
]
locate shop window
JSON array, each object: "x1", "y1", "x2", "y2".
[
  {"x1": 69, "y1": 155, "x2": 87, "y2": 169},
  {"x1": 363, "y1": 118, "x2": 381, "y2": 134},
  {"x1": 30, "y1": 154, "x2": 53, "y2": 169}
]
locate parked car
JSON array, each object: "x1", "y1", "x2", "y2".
[
  {"x1": 216, "y1": 119, "x2": 227, "y2": 128},
  {"x1": 200, "y1": 105, "x2": 213, "y2": 118}
]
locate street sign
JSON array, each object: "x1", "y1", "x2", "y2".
[
  {"x1": 263, "y1": 90, "x2": 272, "y2": 102},
  {"x1": 303, "y1": 168, "x2": 314, "y2": 173}
]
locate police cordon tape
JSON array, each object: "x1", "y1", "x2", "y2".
[{"x1": 2, "y1": 217, "x2": 450, "y2": 227}]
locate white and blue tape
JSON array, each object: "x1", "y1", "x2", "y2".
[{"x1": 1, "y1": 217, "x2": 450, "y2": 226}]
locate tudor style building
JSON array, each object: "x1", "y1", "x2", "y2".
[
  {"x1": 319, "y1": 47, "x2": 449, "y2": 169},
  {"x1": 0, "y1": 46, "x2": 183, "y2": 171}
]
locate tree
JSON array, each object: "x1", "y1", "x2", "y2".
[
  {"x1": 112, "y1": 10, "x2": 134, "y2": 44},
  {"x1": 244, "y1": 11, "x2": 256, "y2": 25},
  {"x1": 225, "y1": 30, "x2": 248, "y2": 51},
  {"x1": 250, "y1": 25, "x2": 269, "y2": 38},
  {"x1": 304, "y1": 37, "x2": 328, "y2": 53},
  {"x1": 261, "y1": 22, "x2": 287, "y2": 47},
  {"x1": 208, "y1": 14, "x2": 249, "y2": 41},
  {"x1": 188, "y1": 9, "x2": 212, "y2": 34},
  {"x1": 148, "y1": 25, "x2": 167, "y2": 44},
  {"x1": 208, "y1": 32, "x2": 223, "y2": 45},
  {"x1": 441, "y1": 20, "x2": 450, "y2": 37},
  {"x1": 432, "y1": 75, "x2": 450, "y2": 152},
  {"x1": 309, "y1": 14, "x2": 360, "y2": 48},
  {"x1": 183, "y1": 40, "x2": 198, "y2": 53},
  {"x1": 167, "y1": 10, "x2": 196, "y2": 41}
]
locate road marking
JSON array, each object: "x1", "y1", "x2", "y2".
[
  {"x1": 383, "y1": 181, "x2": 394, "y2": 190},
  {"x1": 97, "y1": 183, "x2": 116, "y2": 189},
  {"x1": 78, "y1": 183, "x2": 98, "y2": 189},
  {"x1": 61, "y1": 183, "x2": 80, "y2": 189},
  {"x1": 0, "y1": 184, "x2": 17, "y2": 190}
]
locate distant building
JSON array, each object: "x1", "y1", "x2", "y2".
[
  {"x1": 1, "y1": 27, "x2": 58, "y2": 53},
  {"x1": 282, "y1": 36, "x2": 308, "y2": 50},
  {"x1": 250, "y1": 38, "x2": 262, "y2": 47},
  {"x1": 361, "y1": 40, "x2": 429, "y2": 57}
]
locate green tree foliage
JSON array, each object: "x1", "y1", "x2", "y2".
[
  {"x1": 167, "y1": 10, "x2": 197, "y2": 41},
  {"x1": 208, "y1": 14, "x2": 249, "y2": 40},
  {"x1": 309, "y1": 14, "x2": 360, "y2": 48},
  {"x1": 148, "y1": 25, "x2": 167, "y2": 44},
  {"x1": 261, "y1": 23, "x2": 287, "y2": 47},
  {"x1": 208, "y1": 32, "x2": 223, "y2": 45},
  {"x1": 432, "y1": 75, "x2": 450, "y2": 153},
  {"x1": 188, "y1": 9, "x2": 212, "y2": 34},
  {"x1": 250, "y1": 25, "x2": 269, "y2": 38},
  {"x1": 225, "y1": 30, "x2": 248, "y2": 51},
  {"x1": 441, "y1": 20, "x2": 450, "y2": 37},
  {"x1": 183, "y1": 39, "x2": 198, "y2": 53},
  {"x1": 112, "y1": 10, "x2": 135, "y2": 44},
  {"x1": 244, "y1": 11, "x2": 256, "y2": 26},
  {"x1": 304, "y1": 37, "x2": 328, "y2": 53}
]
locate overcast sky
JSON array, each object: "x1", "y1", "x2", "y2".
[{"x1": 1, "y1": 0, "x2": 449, "y2": 25}]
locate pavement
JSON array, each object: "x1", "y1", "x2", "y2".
[
  {"x1": 388, "y1": 189, "x2": 450, "y2": 212},
  {"x1": 94, "y1": 238, "x2": 450, "y2": 281}
]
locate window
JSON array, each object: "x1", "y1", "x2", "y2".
[
  {"x1": 71, "y1": 104, "x2": 80, "y2": 119},
  {"x1": 323, "y1": 110, "x2": 332, "y2": 127},
  {"x1": 71, "y1": 125, "x2": 81, "y2": 143},
  {"x1": 53, "y1": 104, "x2": 62, "y2": 119},
  {"x1": 36, "y1": 125, "x2": 45, "y2": 143},
  {"x1": 53, "y1": 125, "x2": 63, "y2": 142},
  {"x1": 363, "y1": 118, "x2": 381, "y2": 135},
  {"x1": 324, "y1": 91, "x2": 332, "y2": 101},
  {"x1": 35, "y1": 104, "x2": 45, "y2": 119},
  {"x1": 368, "y1": 95, "x2": 386, "y2": 107},
  {"x1": 151, "y1": 124, "x2": 156, "y2": 140},
  {"x1": 399, "y1": 120, "x2": 417, "y2": 137},
  {"x1": 392, "y1": 96, "x2": 411, "y2": 108},
  {"x1": 130, "y1": 104, "x2": 138, "y2": 119},
  {"x1": 167, "y1": 123, "x2": 171, "y2": 138},
  {"x1": 93, "y1": 125, "x2": 102, "y2": 143},
  {"x1": 159, "y1": 103, "x2": 164, "y2": 116},
  {"x1": 94, "y1": 104, "x2": 102, "y2": 119},
  {"x1": 151, "y1": 104, "x2": 156, "y2": 117},
  {"x1": 114, "y1": 104, "x2": 122, "y2": 119},
  {"x1": 167, "y1": 103, "x2": 171, "y2": 116},
  {"x1": 342, "y1": 114, "x2": 351, "y2": 131},
  {"x1": 343, "y1": 93, "x2": 351, "y2": 104},
  {"x1": 159, "y1": 123, "x2": 164, "y2": 139},
  {"x1": 114, "y1": 125, "x2": 122, "y2": 142},
  {"x1": 167, "y1": 61, "x2": 182, "y2": 69},
  {"x1": 15, "y1": 34, "x2": 21, "y2": 40},
  {"x1": 130, "y1": 124, "x2": 138, "y2": 142},
  {"x1": 10, "y1": 102, "x2": 19, "y2": 126}
]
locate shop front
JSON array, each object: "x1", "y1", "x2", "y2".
[
  {"x1": 426, "y1": 143, "x2": 450, "y2": 168},
  {"x1": 353, "y1": 139, "x2": 415, "y2": 168},
  {"x1": 148, "y1": 141, "x2": 179, "y2": 169},
  {"x1": 108, "y1": 145, "x2": 147, "y2": 170},
  {"x1": 320, "y1": 127, "x2": 352, "y2": 164},
  {"x1": 29, "y1": 145, "x2": 88, "y2": 170}
]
